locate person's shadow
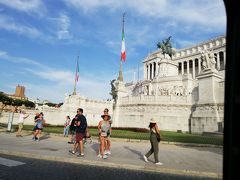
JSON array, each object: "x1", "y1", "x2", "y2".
[
  {"x1": 40, "y1": 133, "x2": 50, "y2": 140},
  {"x1": 124, "y1": 146, "x2": 144, "y2": 160},
  {"x1": 91, "y1": 142, "x2": 99, "y2": 154},
  {"x1": 124, "y1": 146, "x2": 155, "y2": 163}
]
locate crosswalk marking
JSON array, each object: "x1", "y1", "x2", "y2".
[{"x1": 0, "y1": 157, "x2": 25, "y2": 167}]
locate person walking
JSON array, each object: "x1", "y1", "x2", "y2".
[
  {"x1": 32, "y1": 112, "x2": 46, "y2": 141},
  {"x1": 69, "y1": 108, "x2": 87, "y2": 158},
  {"x1": 16, "y1": 110, "x2": 29, "y2": 137},
  {"x1": 63, "y1": 116, "x2": 71, "y2": 137},
  {"x1": 143, "y1": 118, "x2": 163, "y2": 165},
  {"x1": 68, "y1": 115, "x2": 77, "y2": 144}
]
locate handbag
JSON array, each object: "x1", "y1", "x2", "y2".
[
  {"x1": 156, "y1": 133, "x2": 161, "y2": 142},
  {"x1": 85, "y1": 128, "x2": 90, "y2": 138}
]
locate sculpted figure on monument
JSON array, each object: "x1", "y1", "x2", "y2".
[
  {"x1": 201, "y1": 49, "x2": 216, "y2": 70},
  {"x1": 64, "y1": 93, "x2": 70, "y2": 103},
  {"x1": 157, "y1": 36, "x2": 175, "y2": 59},
  {"x1": 144, "y1": 86, "x2": 149, "y2": 95},
  {"x1": 170, "y1": 85, "x2": 185, "y2": 96},
  {"x1": 110, "y1": 79, "x2": 117, "y2": 102}
]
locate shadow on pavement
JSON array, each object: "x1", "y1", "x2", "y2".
[
  {"x1": 40, "y1": 133, "x2": 50, "y2": 140},
  {"x1": 175, "y1": 144, "x2": 223, "y2": 155},
  {"x1": 91, "y1": 142, "x2": 99, "y2": 154},
  {"x1": 123, "y1": 146, "x2": 157, "y2": 164},
  {"x1": 23, "y1": 132, "x2": 34, "y2": 136},
  {"x1": 124, "y1": 146, "x2": 143, "y2": 160}
]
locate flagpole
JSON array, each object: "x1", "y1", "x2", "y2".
[
  {"x1": 117, "y1": 13, "x2": 125, "y2": 82},
  {"x1": 73, "y1": 55, "x2": 79, "y2": 95},
  {"x1": 117, "y1": 60, "x2": 123, "y2": 81}
]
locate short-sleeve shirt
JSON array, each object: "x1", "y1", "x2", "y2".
[{"x1": 75, "y1": 115, "x2": 87, "y2": 133}]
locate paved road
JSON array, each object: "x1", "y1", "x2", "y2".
[
  {"x1": 0, "y1": 131, "x2": 223, "y2": 179},
  {"x1": 0, "y1": 154, "x2": 220, "y2": 180}
]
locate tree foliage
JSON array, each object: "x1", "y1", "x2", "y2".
[
  {"x1": 0, "y1": 92, "x2": 13, "y2": 105},
  {"x1": 45, "y1": 102, "x2": 63, "y2": 107},
  {"x1": 0, "y1": 92, "x2": 35, "y2": 108}
]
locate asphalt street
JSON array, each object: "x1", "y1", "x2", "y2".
[{"x1": 0, "y1": 154, "x2": 220, "y2": 180}]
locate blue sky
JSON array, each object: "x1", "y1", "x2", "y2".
[{"x1": 0, "y1": 0, "x2": 226, "y2": 103}]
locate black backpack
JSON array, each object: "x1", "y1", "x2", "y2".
[{"x1": 78, "y1": 115, "x2": 87, "y2": 132}]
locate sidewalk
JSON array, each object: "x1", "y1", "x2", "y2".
[{"x1": 0, "y1": 130, "x2": 222, "y2": 179}]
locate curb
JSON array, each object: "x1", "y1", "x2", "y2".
[
  {"x1": 0, "y1": 149, "x2": 222, "y2": 179},
  {"x1": 0, "y1": 129, "x2": 223, "y2": 148}
]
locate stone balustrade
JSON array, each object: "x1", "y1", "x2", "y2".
[{"x1": 119, "y1": 95, "x2": 191, "y2": 105}]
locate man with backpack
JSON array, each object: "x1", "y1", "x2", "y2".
[{"x1": 69, "y1": 108, "x2": 87, "y2": 158}]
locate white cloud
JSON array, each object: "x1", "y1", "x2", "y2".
[
  {"x1": 64, "y1": 0, "x2": 226, "y2": 31},
  {"x1": 27, "y1": 69, "x2": 74, "y2": 84},
  {"x1": 0, "y1": 51, "x2": 8, "y2": 58},
  {"x1": 175, "y1": 39, "x2": 196, "y2": 49},
  {"x1": 0, "y1": 15, "x2": 67, "y2": 43},
  {"x1": 56, "y1": 13, "x2": 72, "y2": 40},
  {"x1": 0, "y1": 15, "x2": 43, "y2": 38},
  {"x1": 24, "y1": 83, "x2": 67, "y2": 103},
  {"x1": 0, "y1": 0, "x2": 45, "y2": 14},
  {"x1": 31, "y1": 66, "x2": 113, "y2": 100},
  {"x1": 25, "y1": 70, "x2": 112, "y2": 102},
  {"x1": 25, "y1": 74, "x2": 112, "y2": 103},
  {"x1": 0, "y1": 51, "x2": 112, "y2": 102},
  {"x1": 0, "y1": 50, "x2": 44, "y2": 67}
]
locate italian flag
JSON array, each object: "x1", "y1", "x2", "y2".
[{"x1": 121, "y1": 26, "x2": 126, "y2": 62}]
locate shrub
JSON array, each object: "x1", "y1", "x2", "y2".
[{"x1": 88, "y1": 126, "x2": 149, "y2": 133}]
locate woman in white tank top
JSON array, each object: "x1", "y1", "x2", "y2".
[{"x1": 98, "y1": 114, "x2": 111, "y2": 159}]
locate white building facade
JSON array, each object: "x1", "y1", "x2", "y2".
[{"x1": 114, "y1": 36, "x2": 225, "y2": 133}]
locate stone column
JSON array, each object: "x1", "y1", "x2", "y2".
[
  {"x1": 156, "y1": 62, "x2": 159, "y2": 77},
  {"x1": 144, "y1": 65, "x2": 146, "y2": 80},
  {"x1": 187, "y1": 60, "x2": 189, "y2": 75},
  {"x1": 147, "y1": 64, "x2": 150, "y2": 80},
  {"x1": 153, "y1": 62, "x2": 155, "y2": 78},
  {"x1": 198, "y1": 58, "x2": 201, "y2": 74},
  {"x1": 150, "y1": 63, "x2": 152, "y2": 79},
  {"x1": 192, "y1": 60, "x2": 195, "y2": 79},
  {"x1": 151, "y1": 63, "x2": 154, "y2": 80},
  {"x1": 181, "y1": 62, "x2": 184, "y2": 75},
  {"x1": 216, "y1": 52, "x2": 220, "y2": 70},
  {"x1": 223, "y1": 51, "x2": 226, "y2": 67}
]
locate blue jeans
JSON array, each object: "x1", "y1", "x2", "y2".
[{"x1": 63, "y1": 126, "x2": 69, "y2": 137}]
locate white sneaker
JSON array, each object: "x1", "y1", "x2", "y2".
[
  {"x1": 102, "y1": 155, "x2": 108, "y2": 159},
  {"x1": 105, "y1": 150, "x2": 111, "y2": 155},
  {"x1": 143, "y1": 155, "x2": 148, "y2": 162},
  {"x1": 97, "y1": 154, "x2": 102, "y2": 158},
  {"x1": 155, "y1": 162, "x2": 163, "y2": 165}
]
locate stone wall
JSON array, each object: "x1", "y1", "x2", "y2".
[
  {"x1": 0, "y1": 110, "x2": 38, "y2": 126},
  {"x1": 0, "y1": 95, "x2": 114, "y2": 127},
  {"x1": 116, "y1": 104, "x2": 191, "y2": 132},
  {"x1": 191, "y1": 103, "x2": 224, "y2": 133}
]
